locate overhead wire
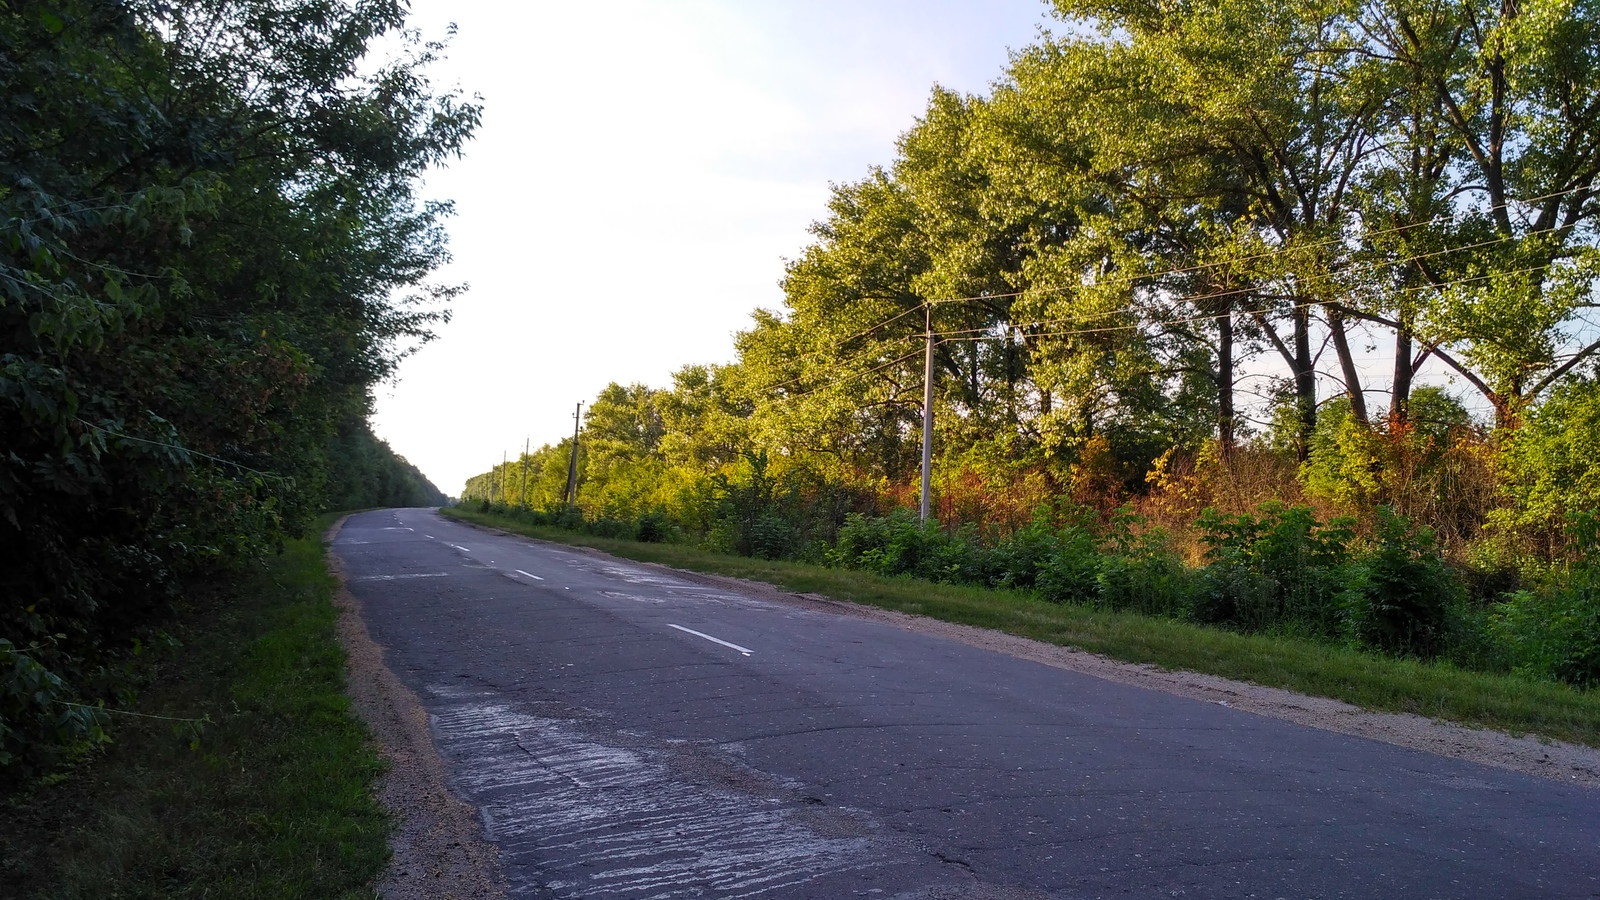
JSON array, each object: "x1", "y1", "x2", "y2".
[
  {"x1": 763, "y1": 182, "x2": 1596, "y2": 374},
  {"x1": 747, "y1": 183, "x2": 1598, "y2": 403},
  {"x1": 916, "y1": 181, "x2": 1599, "y2": 310},
  {"x1": 758, "y1": 259, "x2": 1582, "y2": 405},
  {"x1": 930, "y1": 217, "x2": 1587, "y2": 341},
  {"x1": 935, "y1": 263, "x2": 1565, "y2": 345}
]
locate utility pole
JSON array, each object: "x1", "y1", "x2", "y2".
[
  {"x1": 520, "y1": 437, "x2": 530, "y2": 507},
  {"x1": 562, "y1": 402, "x2": 582, "y2": 509},
  {"x1": 499, "y1": 449, "x2": 506, "y2": 505},
  {"x1": 920, "y1": 302, "x2": 935, "y2": 523}
]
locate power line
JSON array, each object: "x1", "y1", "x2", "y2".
[
  {"x1": 931, "y1": 220, "x2": 1586, "y2": 341},
  {"x1": 750, "y1": 302, "x2": 929, "y2": 378},
  {"x1": 918, "y1": 181, "x2": 1599, "y2": 311},
  {"x1": 759, "y1": 186, "x2": 1595, "y2": 379},
  {"x1": 765, "y1": 347, "x2": 927, "y2": 405},
  {"x1": 750, "y1": 332, "x2": 922, "y2": 398},
  {"x1": 934, "y1": 263, "x2": 1563, "y2": 345},
  {"x1": 759, "y1": 261, "x2": 1569, "y2": 410},
  {"x1": 72, "y1": 418, "x2": 290, "y2": 482}
]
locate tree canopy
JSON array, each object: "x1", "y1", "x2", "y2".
[{"x1": 470, "y1": 0, "x2": 1599, "y2": 549}]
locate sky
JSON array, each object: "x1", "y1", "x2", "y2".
[{"x1": 371, "y1": 1, "x2": 1057, "y2": 496}]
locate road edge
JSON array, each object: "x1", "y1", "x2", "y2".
[{"x1": 324, "y1": 514, "x2": 510, "y2": 900}]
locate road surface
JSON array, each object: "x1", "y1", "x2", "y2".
[{"x1": 333, "y1": 508, "x2": 1599, "y2": 899}]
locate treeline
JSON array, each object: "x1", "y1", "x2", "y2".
[
  {"x1": 327, "y1": 423, "x2": 448, "y2": 511},
  {"x1": 1, "y1": 1, "x2": 471, "y2": 780},
  {"x1": 468, "y1": 0, "x2": 1599, "y2": 689}
]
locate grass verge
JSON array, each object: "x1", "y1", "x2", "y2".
[
  {"x1": 444, "y1": 505, "x2": 1600, "y2": 748},
  {"x1": 0, "y1": 516, "x2": 388, "y2": 899}
]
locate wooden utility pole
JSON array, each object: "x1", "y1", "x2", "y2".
[
  {"x1": 520, "y1": 437, "x2": 530, "y2": 507},
  {"x1": 561, "y1": 402, "x2": 582, "y2": 509},
  {"x1": 498, "y1": 449, "x2": 506, "y2": 504},
  {"x1": 920, "y1": 303, "x2": 934, "y2": 523}
]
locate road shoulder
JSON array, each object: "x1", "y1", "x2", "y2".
[{"x1": 325, "y1": 516, "x2": 509, "y2": 900}]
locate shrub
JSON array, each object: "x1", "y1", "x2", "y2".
[
  {"x1": 831, "y1": 511, "x2": 993, "y2": 585},
  {"x1": 1033, "y1": 526, "x2": 1102, "y2": 605},
  {"x1": 1493, "y1": 377, "x2": 1600, "y2": 548},
  {"x1": 1489, "y1": 513, "x2": 1600, "y2": 687},
  {"x1": 1345, "y1": 509, "x2": 1460, "y2": 658},
  {"x1": 748, "y1": 513, "x2": 798, "y2": 560},
  {"x1": 1194, "y1": 502, "x2": 1352, "y2": 635},
  {"x1": 0, "y1": 640, "x2": 109, "y2": 781},
  {"x1": 1491, "y1": 581, "x2": 1600, "y2": 688},
  {"x1": 1096, "y1": 547, "x2": 1193, "y2": 618},
  {"x1": 636, "y1": 511, "x2": 670, "y2": 543},
  {"x1": 1301, "y1": 390, "x2": 1492, "y2": 549},
  {"x1": 1193, "y1": 562, "x2": 1279, "y2": 628}
]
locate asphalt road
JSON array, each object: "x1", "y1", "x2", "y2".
[{"x1": 333, "y1": 508, "x2": 1600, "y2": 899}]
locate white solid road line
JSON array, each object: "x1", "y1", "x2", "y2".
[
  {"x1": 515, "y1": 569, "x2": 545, "y2": 580},
  {"x1": 356, "y1": 573, "x2": 449, "y2": 581},
  {"x1": 667, "y1": 624, "x2": 753, "y2": 656}
]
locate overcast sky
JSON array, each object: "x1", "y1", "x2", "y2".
[{"x1": 370, "y1": 1, "x2": 1056, "y2": 495}]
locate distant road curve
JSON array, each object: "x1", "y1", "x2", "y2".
[{"x1": 334, "y1": 508, "x2": 1600, "y2": 900}]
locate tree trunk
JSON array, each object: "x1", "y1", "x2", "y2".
[
  {"x1": 1293, "y1": 303, "x2": 1317, "y2": 460},
  {"x1": 1217, "y1": 302, "x2": 1235, "y2": 456},
  {"x1": 1326, "y1": 304, "x2": 1369, "y2": 425},
  {"x1": 1391, "y1": 315, "x2": 1414, "y2": 428}
]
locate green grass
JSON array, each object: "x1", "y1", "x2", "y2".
[
  {"x1": 444, "y1": 505, "x2": 1600, "y2": 748},
  {"x1": 0, "y1": 517, "x2": 389, "y2": 899}
]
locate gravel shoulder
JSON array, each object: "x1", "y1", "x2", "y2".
[
  {"x1": 457, "y1": 519, "x2": 1600, "y2": 791},
  {"x1": 325, "y1": 517, "x2": 508, "y2": 900}
]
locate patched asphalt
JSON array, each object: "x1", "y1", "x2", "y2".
[{"x1": 333, "y1": 508, "x2": 1600, "y2": 899}]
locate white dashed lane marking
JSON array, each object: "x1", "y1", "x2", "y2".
[{"x1": 668, "y1": 624, "x2": 753, "y2": 656}]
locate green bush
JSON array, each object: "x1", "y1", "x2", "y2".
[
  {"x1": 636, "y1": 510, "x2": 671, "y2": 543},
  {"x1": 1345, "y1": 509, "x2": 1460, "y2": 658},
  {"x1": 987, "y1": 521, "x2": 1061, "y2": 589},
  {"x1": 1096, "y1": 549, "x2": 1193, "y2": 618},
  {"x1": 1194, "y1": 503, "x2": 1353, "y2": 636},
  {"x1": 830, "y1": 511, "x2": 1002, "y2": 585},
  {"x1": 1033, "y1": 526, "x2": 1102, "y2": 605},
  {"x1": 748, "y1": 512, "x2": 799, "y2": 560},
  {"x1": 1493, "y1": 378, "x2": 1600, "y2": 542},
  {"x1": 0, "y1": 640, "x2": 109, "y2": 782},
  {"x1": 1489, "y1": 514, "x2": 1600, "y2": 687},
  {"x1": 1491, "y1": 583, "x2": 1600, "y2": 688}
]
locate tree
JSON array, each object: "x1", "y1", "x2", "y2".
[{"x1": 0, "y1": 0, "x2": 476, "y2": 777}]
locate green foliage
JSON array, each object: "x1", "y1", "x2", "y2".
[
  {"x1": 1093, "y1": 513, "x2": 1193, "y2": 618},
  {"x1": 833, "y1": 509, "x2": 987, "y2": 583},
  {"x1": 1494, "y1": 377, "x2": 1600, "y2": 542},
  {"x1": 0, "y1": 1, "x2": 475, "y2": 778},
  {"x1": 1345, "y1": 509, "x2": 1460, "y2": 658},
  {"x1": 1032, "y1": 525, "x2": 1102, "y2": 606},
  {"x1": 1490, "y1": 514, "x2": 1600, "y2": 687},
  {"x1": 636, "y1": 511, "x2": 671, "y2": 544},
  {"x1": 0, "y1": 639, "x2": 108, "y2": 781},
  {"x1": 1195, "y1": 503, "x2": 1354, "y2": 637}
]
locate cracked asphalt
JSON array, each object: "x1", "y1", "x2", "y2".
[{"x1": 333, "y1": 508, "x2": 1600, "y2": 899}]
